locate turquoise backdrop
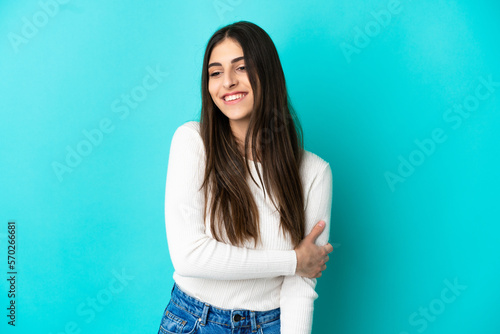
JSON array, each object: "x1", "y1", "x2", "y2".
[{"x1": 1, "y1": 0, "x2": 499, "y2": 333}]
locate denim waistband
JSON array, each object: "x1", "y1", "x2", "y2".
[{"x1": 170, "y1": 282, "x2": 280, "y2": 331}]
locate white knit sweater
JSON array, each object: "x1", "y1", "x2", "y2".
[{"x1": 164, "y1": 121, "x2": 332, "y2": 334}]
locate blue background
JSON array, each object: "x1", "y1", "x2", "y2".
[{"x1": 1, "y1": 0, "x2": 499, "y2": 333}]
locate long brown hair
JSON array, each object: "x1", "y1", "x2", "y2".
[{"x1": 199, "y1": 21, "x2": 305, "y2": 248}]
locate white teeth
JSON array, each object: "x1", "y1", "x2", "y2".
[{"x1": 224, "y1": 93, "x2": 245, "y2": 101}]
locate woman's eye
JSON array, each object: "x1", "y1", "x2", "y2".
[{"x1": 209, "y1": 66, "x2": 244, "y2": 77}]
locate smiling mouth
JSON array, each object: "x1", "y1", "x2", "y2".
[{"x1": 223, "y1": 93, "x2": 247, "y2": 102}]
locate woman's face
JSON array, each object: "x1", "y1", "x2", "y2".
[{"x1": 208, "y1": 38, "x2": 255, "y2": 129}]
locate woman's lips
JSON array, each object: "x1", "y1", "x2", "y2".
[{"x1": 223, "y1": 93, "x2": 247, "y2": 105}]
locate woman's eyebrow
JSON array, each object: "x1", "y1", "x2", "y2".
[{"x1": 208, "y1": 56, "x2": 245, "y2": 69}]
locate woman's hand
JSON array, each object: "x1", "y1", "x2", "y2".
[{"x1": 294, "y1": 220, "x2": 333, "y2": 278}]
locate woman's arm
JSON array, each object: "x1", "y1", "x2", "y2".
[
  {"x1": 165, "y1": 122, "x2": 298, "y2": 280},
  {"x1": 280, "y1": 162, "x2": 333, "y2": 333}
]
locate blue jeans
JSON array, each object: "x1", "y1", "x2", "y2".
[{"x1": 157, "y1": 282, "x2": 281, "y2": 334}]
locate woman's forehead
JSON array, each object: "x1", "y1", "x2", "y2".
[{"x1": 209, "y1": 39, "x2": 245, "y2": 63}]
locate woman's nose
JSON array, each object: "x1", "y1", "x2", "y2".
[{"x1": 223, "y1": 72, "x2": 237, "y2": 89}]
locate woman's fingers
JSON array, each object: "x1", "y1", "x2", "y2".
[
  {"x1": 304, "y1": 221, "x2": 326, "y2": 244},
  {"x1": 295, "y1": 230, "x2": 335, "y2": 277}
]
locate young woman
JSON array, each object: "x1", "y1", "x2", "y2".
[{"x1": 158, "y1": 21, "x2": 333, "y2": 334}]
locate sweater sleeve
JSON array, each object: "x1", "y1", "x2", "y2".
[
  {"x1": 279, "y1": 162, "x2": 333, "y2": 334},
  {"x1": 164, "y1": 123, "x2": 297, "y2": 280}
]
